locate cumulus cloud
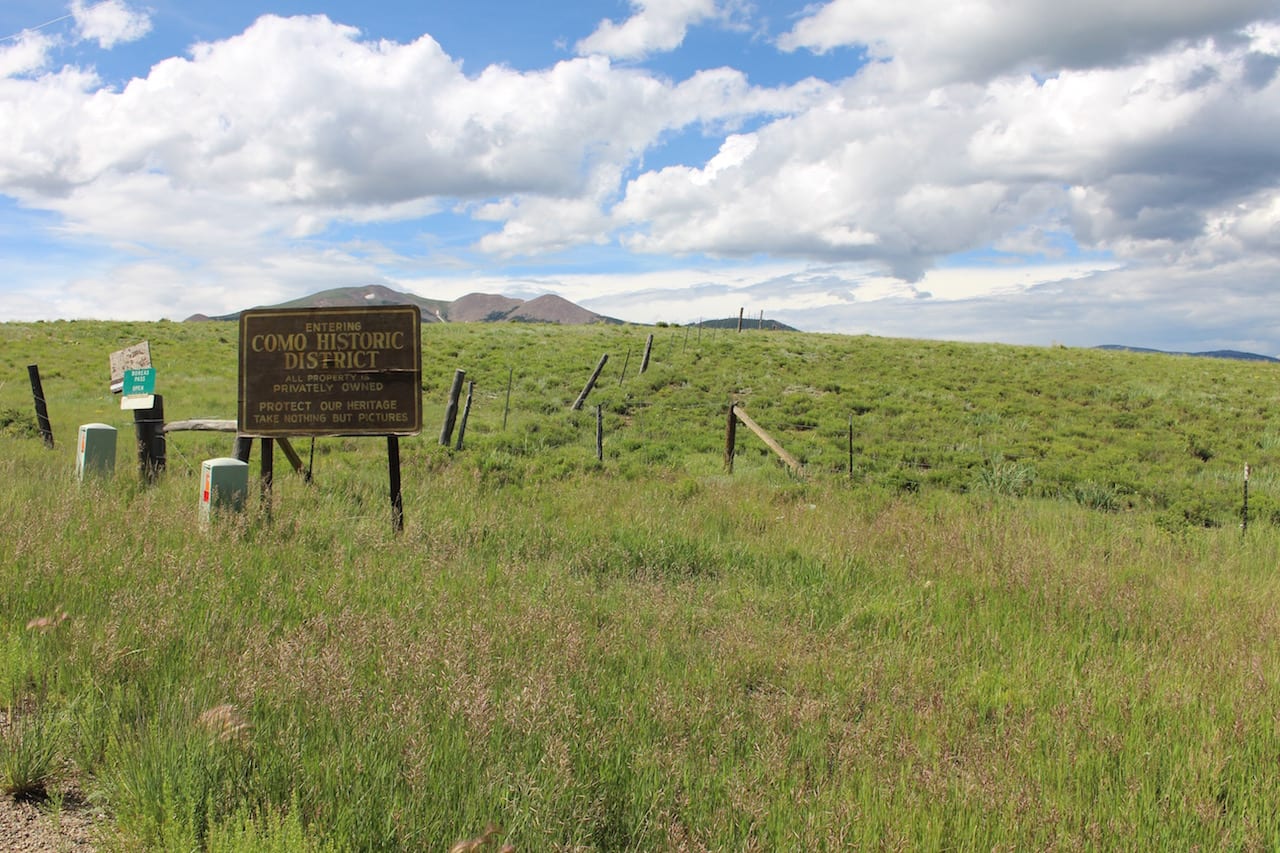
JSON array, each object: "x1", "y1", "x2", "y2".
[
  {"x1": 576, "y1": 0, "x2": 719, "y2": 60},
  {"x1": 71, "y1": 0, "x2": 151, "y2": 49},
  {"x1": 0, "y1": 30, "x2": 54, "y2": 77},
  {"x1": 615, "y1": 28, "x2": 1280, "y2": 282},
  {"x1": 778, "y1": 0, "x2": 1277, "y2": 86},
  {"x1": 0, "y1": 14, "x2": 824, "y2": 260}
]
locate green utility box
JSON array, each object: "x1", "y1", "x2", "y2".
[
  {"x1": 200, "y1": 457, "x2": 249, "y2": 522},
  {"x1": 76, "y1": 423, "x2": 117, "y2": 481}
]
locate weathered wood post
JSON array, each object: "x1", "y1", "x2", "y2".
[
  {"x1": 27, "y1": 364, "x2": 54, "y2": 448},
  {"x1": 440, "y1": 368, "x2": 465, "y2": 445},
  {"x1": 848, "y1": 413, "x2": 854, "y2": 478},
  {"x1": 736, "y1": 308, "x2": 744, "y2": 332},
  {"x1": 639, "y1": 334, "x2": 654, "y2": 374},
  {"x1": 456, "y1": 380, "x2": 475, "y2": 450},
  {"x1": 571, "y1": 353, "x2": 608, "y2": 411},
  {"x1": 260, "y1": 437, "x2": 274, "y2": 520},
  {"x1": 725, "y1": 401, "x2": 737, "y2": 473},
  {"x1": 596, "y1": 404, "x2": 604, "y2": 462},
  {"x1": 133, "y1": 394, "x2": 166, "y2": 484},
  {"x1": 502, "y1": 367, "x2": 513, "y2": 431},
  {"x1": 733, "y1": 405, "x2": 804, "y2": 475},
  {"x1": 388, "y1": 435, "x2": 404, "y2": 533}
]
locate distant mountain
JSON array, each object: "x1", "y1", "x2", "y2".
[
  {"x1": 697, "y1": 317, "x2": 801, "y2": 332},
  {"x1": 186, "y1": 285, "x2": 620, "y2": 325},
  {"x1": 1097, "y1": 345, "x2": 1280, "y2": 363},
  {"x1": 447, "y1": 293, "x2": 525, "y2": 322}
]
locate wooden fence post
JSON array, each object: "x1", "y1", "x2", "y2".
[
  {"x1": 27, "y1": 364, "x2": 54, "y2": 448},
  {"x1": 133, "y1": 394, "x2": 166, "y2": 484},
  {"x1": 737, "y1": 308, "x2": 744, "y2": 332},
  {"x1": 848, "y1": 413, "x2": 854, "y2": 478},
  {"x1": 725, "y1": 403, "x2": 803, "y2": 476},
  {"x1": 456, "y1": 380, "x2": 475, "y2": 450},
  {"x1": 440, "y1": 368, "x2": 465, "y2": 445},
  {"x1": 502, "y1": 367, "x2": 513, "y2": 431},
  {"x1": 639, "y1": 334, "x2": 654, "y2": 374},
  {"x1": 572, "y1": 353, "x2": 609, "y2": 411},
  {"x1": 596, "y1": 404, "x2": 604, "y2": 462},
  {"x1": 725, "y1": 402, "x2": 737, "y2": 473},
  {"x1": 1243, "y1": 462, "x2": 1250, "y2": 532}
]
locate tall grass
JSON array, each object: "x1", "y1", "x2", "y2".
[{"x1": 4, "y1": 321, "x2": 1280, "y2": 847}]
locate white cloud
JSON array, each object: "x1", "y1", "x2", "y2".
[
  {"x1": 71, "y1": 0, "x2": 151, "y2": 49},
  {"x1": 576, "y1": 0, "x2": 719, "y2": 60},
  {"x1": 615, "y1": 30, "x2": 1280, "y2": 281},
  {"x1": 779, "y1": 0, "x2": 1277, "y2": 86},
  {"x1": 0, "y1": 31, "x2": 54, "y2": 78},
  {"x1": 0, "y1": 14, "x2": 824, "y2": 264}
]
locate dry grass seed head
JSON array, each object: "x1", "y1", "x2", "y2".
[
  {"x1": 197, "y1": 704, "x2": 250, "y2": 745},
  {"x1": 25, "y1": 609, "x2": 68, "y2": 632}
]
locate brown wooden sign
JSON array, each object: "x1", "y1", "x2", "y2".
[
  {"x1": 238, "y1": 305, "x2": 422, "y2": 437},
  {"x1": 108, "y1": 341, "x2": 151, "y2": 393}
]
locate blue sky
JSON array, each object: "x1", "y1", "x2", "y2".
[{"x1": 1, "y1": 0, "x2": 1279, "y2": 353}]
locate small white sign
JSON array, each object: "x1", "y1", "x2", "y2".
[{"x1": 121, "y1": 393, "x2": 156, "y2": 411}]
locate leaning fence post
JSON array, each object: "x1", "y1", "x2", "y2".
[
  {"x1": 440, "y1": 368, "x2": 466, "y2": 445},
  {"x1": 571, "y1": 353, "x2": 608, "y2": 411},
  {"x1": 27, "y1": 364, "x2": 54, "y2": 448},
  {"x1": 639, "y1": 334, "x2": 654, "y2": 374}
]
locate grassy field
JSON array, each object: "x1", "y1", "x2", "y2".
[{"x1": 3, "y1": 319, "x2": 1280, "y2": 849}]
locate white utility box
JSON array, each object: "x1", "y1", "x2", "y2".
[
  {"x1": 200, "y1": 457, "x2": 249, "y2": 522},
  {"x1": 76, "y1": 423, "x2": 117, "y2": 481}
]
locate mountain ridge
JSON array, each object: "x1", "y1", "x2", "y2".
[
  {"x1": 185, "y1": 284, "x2": 623, "y2": 326},
  {"x1": 1096, "y1": 344, "x2": 1280, "y2": 363}
]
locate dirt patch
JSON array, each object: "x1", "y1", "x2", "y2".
[
  {"x1": 0, "y1": 708, "x2": 105, "y2": 851},
  {"x1": 0, "y1": 791, "x2": 102, "y2": 852}
]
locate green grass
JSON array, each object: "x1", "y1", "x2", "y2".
[{"x1": 3, "y1": 320, "x2": 1280, "y2": 847}]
